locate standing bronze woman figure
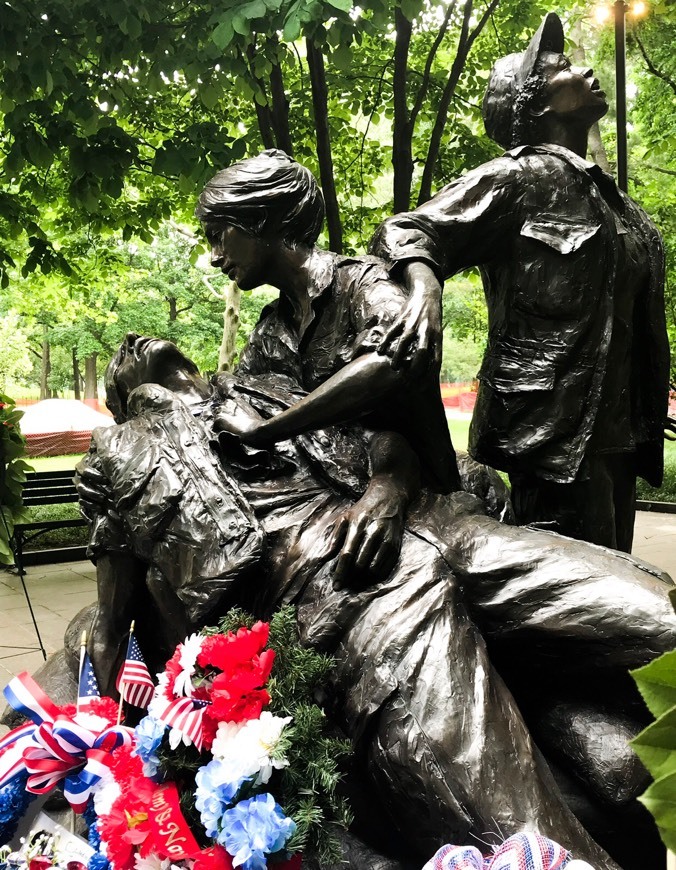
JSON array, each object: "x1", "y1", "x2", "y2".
[{"x1": 370, "y1": 13, "x2": 669, "y2": 553}]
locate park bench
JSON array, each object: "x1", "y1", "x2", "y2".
[{"x1": 11, "y1": 469, "x2": 87, "y2": 578}]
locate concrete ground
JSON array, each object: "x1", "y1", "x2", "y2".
[{"x1": 0, "y1": 510, "x2": 675, "y2": 683}]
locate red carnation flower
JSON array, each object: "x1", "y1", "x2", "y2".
[
  {"x1": 207, "y1": 683, "x2": 271, "y2": 724},
  {"x1": 192, "y1": 846, "x2": 235, "y2": 870},
  {"x1": 197, "y1": 622, "x2": 270, "y2": 672},
  {"x1": 162, "y1": 645, "x2": 186, "y2": 698},
  {"x1": 99, "y1": 749, "x2": 159, "y2": 870}
]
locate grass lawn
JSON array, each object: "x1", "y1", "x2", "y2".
[
  {"x1": 447, "y1": 417, "x2": 470, "y2": 453},
  {"x1": 22, "y1": 454, "x2": 87, "y2": 549},
  {"x1": 447, "y1": 413, "x2": 676, "y2": 503},
  {"x1": 19, "y1": 420, "x2": 676, "y2": 552},
  {"x1": 25, "y1": 454, "x2": 84, "y2": 473}
]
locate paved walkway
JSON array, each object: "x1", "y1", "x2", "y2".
[{"x1": 1, "y1": 510, "x2": 675, "y2": 683}]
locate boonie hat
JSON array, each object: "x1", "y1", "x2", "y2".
[{"x1": 482, "y1": 12, "x2": 564, "y2": 149}]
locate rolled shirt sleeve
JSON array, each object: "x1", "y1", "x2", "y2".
[
  {"x1": 369, "y1": 156, "x2": 521, "y2": 282},
  {"x1": 342, "y1": 258, "x2": 409, "y2": 358}
]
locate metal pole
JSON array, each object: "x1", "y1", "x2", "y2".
[{"x1": 614, "y1": 0, "x2": 628, "y2": 191}]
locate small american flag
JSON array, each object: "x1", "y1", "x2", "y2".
[
  {"x1": 78, "y1": 650, "x2": 100, "y2": 711},
  {"x1": 152, "y1": 696, "x2": 210, "y2": 750},
  {"x1": 116, "y1": 633, "x2": 155, "y2": 709}
]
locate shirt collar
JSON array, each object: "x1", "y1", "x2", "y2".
[
  {"x1": 304, "y1": 248, "x2": 337, "y2": 301},
  {"x1": 508, "y1": 142, "x2": 625, "y2": 211}
]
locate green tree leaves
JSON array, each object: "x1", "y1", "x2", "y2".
[
  {"x1": 632, "y1": 650, "x2": 676, "y2": 852},
  {"x1": 0, "y1": 394, "x2": 32, "y2": 566}
]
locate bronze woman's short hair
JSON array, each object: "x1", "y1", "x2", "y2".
[{"x1": 195, "y1": 150, "x2": 325, "y2": 246}]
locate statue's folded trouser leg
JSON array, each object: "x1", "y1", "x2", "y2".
[{"x1": 283, "y1": 498, "x2": 622, "y2": 870}]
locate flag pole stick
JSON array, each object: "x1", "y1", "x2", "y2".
[
  {"x1": 77, "y1": 631, "x2": 86, "y2": 716},
  {"x1": 117, "y1": 620, "x2": 135, "y2": 726}
]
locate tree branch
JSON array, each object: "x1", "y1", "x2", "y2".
[
  {"x1": 202, "y1": 275, "x2": 226, "y2": 300},
  {"x1": 268, "y1": 37, "x2": 294, "y2": 155},
  {"x1": 392, "y1": 6, "x2": 414, "y2": 213},
  {"x1": 634, "y1": 28, "x2": 676, "y2": 95},
  {"x1": 306, "y1": 36, "x2": 343, "y2": 252},
  {"x1": 409, "y1": 0, "x2": 458, "y2": 130},
  {"x1": 644, "y1": 163, "x2": 676, "y2": 177},
  {"x1": 243, "y1": 42, "x2": 276, "y2": 149},
  {"x1": 169, "y1": 220, "x2": 198, "y2": 242},
  {"x1": 418, "y1": 0, "x2": 500, "y2": 205}
]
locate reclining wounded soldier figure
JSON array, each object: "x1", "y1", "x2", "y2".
[{"x1": 67, "y1": 151, "x2": 676, "y2": 870}]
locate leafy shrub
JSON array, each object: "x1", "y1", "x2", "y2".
[
  {"x1": 631, "y1": 597, "x2": 676, "y2": 853},
  {"x1": 0, "y1": 393, "x2": 32, "y2": 564},
  {"x1": 637, "y1": 442, "x2": 676, "y2": 503},
  {"x1": 24, "y1": 502, "x2": 89, "y2": 550}
]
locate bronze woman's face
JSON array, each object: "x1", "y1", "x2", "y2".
[
  {"x1": 204, "y1": 221, "x2": 272, "y2": 291},
  {"x1": 113, "y1": 333, "x2": 196, "y2": 399},
  {"x1": 537, "y1": 51, "x2": 608, "y2": 125}
]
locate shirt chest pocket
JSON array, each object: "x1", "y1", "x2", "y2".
[
  {"x1": 478, "y1": 335, "x2": 568, "y2": 393},
  {"x1": 514, "y1": 215, "x2": 604, "y2": 319},
  {"x1": 519, "y1": 215, "x2": 602, "y2": 253}
]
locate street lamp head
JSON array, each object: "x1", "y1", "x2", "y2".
[
  {"x1": 631, "y1": 1, "x2": 647, "y2": 16},
  {"x1": 483, "y1": 12, "x2": 565, "y2": 148}
]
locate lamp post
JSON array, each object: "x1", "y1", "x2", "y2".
[
  {"x1": 614, "y1": 0, "x2": 628, "y2": 190},
  {"x1": 596, "y1": 1, "x2": 646, "y2": 191}
]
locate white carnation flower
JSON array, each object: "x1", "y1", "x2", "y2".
[
  {"x1": 134, "y1": 856, "x2": 185, "y2": 870},
  {"x1": 211, "y1": 712, "x2": 292, "y2": 785},
  {"x1": 210, "y1": 720, "x2": 245, "y2": 761},
  {"x1": 134, "y1": 856, "x2": 167, "y2": 870},
  {"x1": 173, "y1": 633, "x2": 205, "y2": 698},
  {"x1": 167, "y1": 725, "x2": 196, "y2": 750},
  {"x1": 93, "y1": 773, "x2": 120, "y2": 817}
]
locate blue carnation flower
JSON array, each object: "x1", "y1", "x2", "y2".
[
  {"x1": 219, "y1": 793, "x2": 296, "y2": 870},
  {"x1": 0, "y1": 775, "x2": 37, "y2": 846},
  {"x1": 132, "y1": 715, "x2": 167, "y2": 779},
  {"x1": 84, "y1": 798, "x2": 110, "y2": 870},
  {"x1": 195, "y1": 759, "x2": 247, "y2": 838},
  {"x1": 88, "y1": 852, "x2": 110, "y2": 870}
]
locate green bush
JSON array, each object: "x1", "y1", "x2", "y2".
[
  {"x1": 637, "y1": 441, "x2": 676, "y2": 503},
  {"x1": 631, "y1": 615, "x2": 676, "y2": 853},
  {"x1": 24, "y1": 502, "x2": 89, "y2": 550},
  {"x1": 0, "y1": 392, "x2": 32, "y2": 565}
]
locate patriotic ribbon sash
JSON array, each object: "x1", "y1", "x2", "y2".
[
  {"x1": 423, "y1": 832, "x2": 571, "y2": 870},
  {"x1": 0, "y1": 672, "x2": 133, "y2": 812}
]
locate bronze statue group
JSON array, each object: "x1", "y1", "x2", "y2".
[{"x1": 53, "y1": 13, "x2": 673, "y2": 870}]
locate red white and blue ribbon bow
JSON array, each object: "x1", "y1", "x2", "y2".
[
  {"x1": 0, "y1": 672, "x2": 132, "y2": 812},
  {"x1": 423, "y1": 832, "x2": 572, "y2": 870}
]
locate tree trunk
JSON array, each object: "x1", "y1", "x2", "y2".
[
  {"x1": 269, "y1": 43, "x2": 294, "y2": 155},
  {"x1": 246, "y1": 44, "x2": 276, "y2": 150},
  {"x1": 73, "y1": 348, "x2": 81, "y2": 400},
  {"x1": 306, "y1": 37, "x2": 343, "y2": 253},
  {"x1": 588, "y1": 123, "x2": 612, "y2": 173},
  {"x1": 219, "y1": 281, "x2": 242, "y2": 372},
  {"x1": 40, "y1": 325, "x2": 51, "y2": 401},
  {"x1": 392, "y1": 7, "x2": 413, "y2": 213},
  {"x1": 84, "y1": 354, "x2": 98, "y2": 400},
  {"x1": 168, "y1": 296, "x2": 178, "y2": 321},
  {"x1": 569, "y1": 21, "x2": 612, "y2": 173},
  {"x1": 418, "y1": 0, "x2": 499, "y2": 205}
]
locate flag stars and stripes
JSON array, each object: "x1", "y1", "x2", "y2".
[{"x1": 117, "y1": 633, "x2": 155, "y2": 710}]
